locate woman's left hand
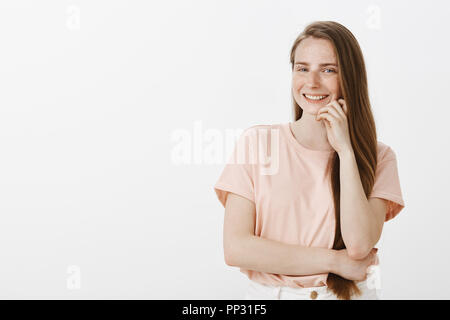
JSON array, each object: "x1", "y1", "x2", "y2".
[{"x1": 316, "y1": 94, "x2": 353, "y2": 155}]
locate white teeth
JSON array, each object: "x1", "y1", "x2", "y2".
[{"x1": 304, "y1": 94, "x2": 327, "y2": 100}]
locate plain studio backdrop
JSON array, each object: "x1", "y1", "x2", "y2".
[{"x1": 0, "y1": 0, "x2": 448, "y2": 299}]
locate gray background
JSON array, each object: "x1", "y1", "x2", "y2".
[{"x1": 0, "y1": 0, "x2": 448, "y2": 299}]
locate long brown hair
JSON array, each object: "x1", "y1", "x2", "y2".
[{"x1": 289, "y1": 21, "x2": 378, "y2": 299}]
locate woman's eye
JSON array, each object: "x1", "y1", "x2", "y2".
[{"x1": 296, "y1": 67, "x2": 336, "y2": 73}]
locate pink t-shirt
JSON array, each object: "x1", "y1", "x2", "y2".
[{"x1": 213, "y1": 122, "x2": 405, "y2": 288}]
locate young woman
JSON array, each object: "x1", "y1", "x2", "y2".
[{"x1": 213, "y1": 21, "x2": 405, "y2": 300}]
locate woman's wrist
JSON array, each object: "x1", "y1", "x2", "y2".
[{"x1": 328, "y1": 249, "x2": 342, "y2": 274}]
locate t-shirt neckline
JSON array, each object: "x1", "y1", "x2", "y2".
[{"x1": 282, "y1": 122, "x2": 335, "y2": 156}]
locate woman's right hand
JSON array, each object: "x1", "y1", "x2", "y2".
[{"x1": 333, "y1": 248, "x2": 378, "y2": 281}]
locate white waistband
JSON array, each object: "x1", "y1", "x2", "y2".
[{"x1": 249, "y1": 278, "x2": 370, "y2": 295}]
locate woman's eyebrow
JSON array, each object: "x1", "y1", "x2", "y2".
[{"x1": 294, "y1": 62, "x2": 337, "y2": 67}]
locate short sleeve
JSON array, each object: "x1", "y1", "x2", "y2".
[
  {"x1": 213, "y1": 128, "x2": 256, "y2": 208},
  {"x1": 369, "y1": 145, "x2": 405, "y2": 222}
]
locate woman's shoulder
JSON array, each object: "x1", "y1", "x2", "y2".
[
  {"x1": 238, "y1": 124, "x2": 287, "y2": 148},
  {"x1": 376, "y1": 140, "x2": 398, "y2": 162}
]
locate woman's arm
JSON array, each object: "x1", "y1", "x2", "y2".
[
  {"x1": 226, "y1": 234, "x2": 338, "y2": 276},
  {"x1": 223, "y1": 193, "x2": 338, "y2": 276},
  {"x1": 338, "y1": 149, "x2": 385, "y2": 259}
]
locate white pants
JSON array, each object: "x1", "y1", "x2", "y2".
[{"x1": 244, "y1": 277, "x2": 381, "y2": 300}]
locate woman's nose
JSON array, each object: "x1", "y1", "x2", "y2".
[{"x1": 306, "y1": 72, "x2": 320, "y2": 86}]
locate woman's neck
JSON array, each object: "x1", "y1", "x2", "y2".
[{"x1": 291, "y1": 113, "x2": 333, "y2": 151}]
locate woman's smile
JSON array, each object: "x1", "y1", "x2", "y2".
[{"x1": 302, "y1": 93, "x2": 330, "y2": 104}]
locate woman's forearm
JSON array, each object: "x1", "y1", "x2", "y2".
[
  {"x1": 225, "y1": 235, "x2": 338, "y2": 276},
  {"x1": 338, "y1": 149, "x2": 377, "y2": 257}
]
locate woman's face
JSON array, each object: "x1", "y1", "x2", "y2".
[{"x1": 292, "y1": 37, "x2": 341, "y2": 116}]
